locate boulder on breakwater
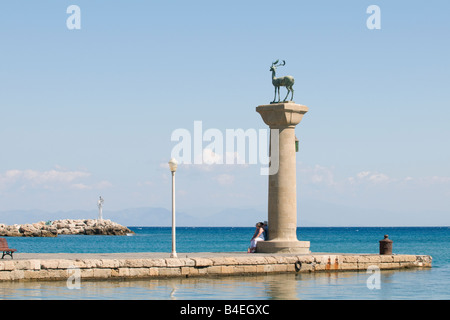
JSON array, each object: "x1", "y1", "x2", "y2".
[{"x1": 0, "y1": 219, "x2": 134, "y2": 237}]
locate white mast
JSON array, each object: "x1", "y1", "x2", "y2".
[{"x1": 97, "y1": 196, "x2": 104, "y2": 221}]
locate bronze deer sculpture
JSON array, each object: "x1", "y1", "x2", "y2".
[{"x1": 270, "y1": 60, "x2": 295, "y2": 103}]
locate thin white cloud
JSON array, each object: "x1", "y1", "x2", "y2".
[
  {"x1": 164, "y1": 148, "x2": 249, "y2": 172},
  {"x1": 215, "y1": 174, "x2": 235, "y2": 186},
  {"x1": 200, "y1": 148, "x2": 222, "y2": 165},
  {"x1": 71, "y1": 183, "x2": 92, "y2": 190},
  {"x1": 299, "y1": 164, "x2": 450, "y2": 190},
  {"x1": 298, "y1": 164, "x2": 336, "y2": 187},
  {"x1": 23, "y1": 169, "x2": 90, "y2": 184},
  {"x1": 0, "y1": 169, "x2": 90, "y2": 184},
  {"x1": 195, "y1": 148, "x2": 247, "y2": 166},
  {"x1": 95, "y1": 180, "x2": 113, "y2": 189},
  {"x1": 425, "y1": 176, "x2": 450, "y2": 184},
  {"x1": 0, "y1": 168, "x2": 110, "y2": 191},
  {"x1": 349, "y1": 171, "x2": 393, "y2": 184}
]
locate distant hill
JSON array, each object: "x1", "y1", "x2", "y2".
[
  {"x1": 0, "y1": 207, "x2": 267, "y2": 227},
  {"x1": 1, "y1": 201, "x2": 446, "y2": 227}
]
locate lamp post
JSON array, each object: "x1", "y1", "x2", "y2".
[{"x1": 168, "y1": 158, "x2": 178, "y2": 258}]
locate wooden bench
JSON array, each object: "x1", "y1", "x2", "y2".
[{"x1": 0, "y1": 238, "x2": 17, "y2": 259}]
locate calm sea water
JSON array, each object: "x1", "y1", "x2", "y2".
[{"x1": 1, "y1": 227, "x2": 449, "y2": 300}]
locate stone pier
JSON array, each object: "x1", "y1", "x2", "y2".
[
  {"x1": 0, "y1": 252, "x2": 432, "y2": 281},
  {"x1": 256, "y1": 102, "x2": 310, "y2": 253}
]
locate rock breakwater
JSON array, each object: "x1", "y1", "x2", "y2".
[{"x1": 0, "y1": 219, "x2": 134, "y2": 237}]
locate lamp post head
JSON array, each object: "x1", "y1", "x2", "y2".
[{"x1": 168, "y1": 158, "x2": 178, "y2": 172}]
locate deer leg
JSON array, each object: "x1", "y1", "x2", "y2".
[
  {"x1": 272, "y1": 86, "x2": 277, "y2": 103},
  {"x1": 277, "y1": 87, "x2": 281, "y2": 102},
  {"x1": 283, "y1": 87, "x2": 290, "y2": 102},
  {"x1": 290, "y1": 86, "x2": 294, "y2": 101}
]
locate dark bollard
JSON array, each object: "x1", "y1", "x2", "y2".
[{"x1": 379, "y1": 235, "x2": 393, "y2": 255}]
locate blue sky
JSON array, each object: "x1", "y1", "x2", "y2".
[{"x1": 0, "y1": 1, "x2": 449, "y2": 226}]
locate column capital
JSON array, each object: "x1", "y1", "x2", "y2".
[{"x1": 256, "y1": 102, "x2": 308, "y2": 128}]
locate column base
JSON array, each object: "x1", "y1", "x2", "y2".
[{"x1": 256, "y1": 240, "x2": 311, "y2": 254}]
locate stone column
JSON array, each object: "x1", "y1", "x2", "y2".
[{"x1": 256, "y1": 102, "x2": 310, "y2": 253}]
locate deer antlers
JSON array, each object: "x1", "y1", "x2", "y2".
[{"x1": 272, "y1": 60, "x2": 286, "y2": 68}]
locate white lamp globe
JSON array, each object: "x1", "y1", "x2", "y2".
[{"x1": 168, "y1": 158, "x2": 178, "y2": 172}]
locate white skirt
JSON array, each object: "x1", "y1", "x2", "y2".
[{"x1": 250, "y1": 237, "x2": 264, "y2": 248}]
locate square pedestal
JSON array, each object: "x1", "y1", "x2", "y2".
[{"x1": 256, "y1": 240, "x2": 311, "y2": 254}]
